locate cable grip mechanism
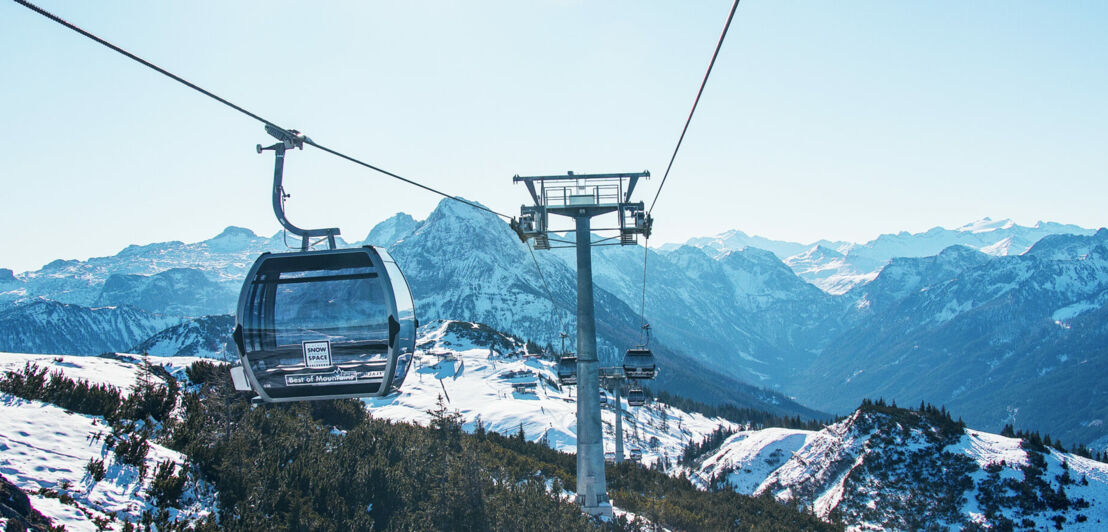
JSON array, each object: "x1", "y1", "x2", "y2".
[{"x1": 256, "y1": 125, "x2": 339, "y2": 251}]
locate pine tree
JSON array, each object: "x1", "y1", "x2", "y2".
[{"x1": 428, "y1": 394, "x2": 463, "y2": 439}]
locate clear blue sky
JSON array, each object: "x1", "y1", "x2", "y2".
[{"x1": 2, "y1": 1, "x2": 1106, "y2": 273}]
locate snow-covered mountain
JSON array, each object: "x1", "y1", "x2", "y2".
[
  {"x1": 377, "y1": 199, "x2": 826, "y2": 412},
  {"x1": 2, "y1": 227, "x2": 281, "y2": 314},
  {"x1": 663, "y1": 229, "x2": 848, "y2": 259},
  {"x1": 0, "y1": 199, "x2": 826, "y2": 414},
  {"x1": 853, "y1": 218, "x2": 1094, "y2": 262},
  {"x1": 800, "y1": 230, "x2": 1108, "y2": 445},
  {"x1": 537, "y1": 239, "x2": 847, "y2": 387},
  {"x1": 362, "y1": 212, "x2": 420, "y2": 248},
  {"x1": 845, "y1": 245, "x2": 993, "y2": 315},
  {"x1": 92, "y1": 268, "x2": 234, "y2": 317},
  {"x1": 671, "y1": 218, "x2": 1098, "y2": 294},
  {"x1": 0, "y1": 301, "x2": 178, "y2": 356},
  {"x1": 5, "y1": 204, "x2": 1108, "y2": 448},
  {"x1": 685, "y1": 403, "x2": 1108, "y2": 530}
]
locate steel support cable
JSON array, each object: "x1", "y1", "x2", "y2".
[
  {"x1": 637, "y1": 0, "x2": 740, "y2": 350},
  {"x1": 648, "y1": 0, "x2": 741, "y2": 215},
  {"x1": 302, "y1": 138, "x2": 512, "y2": 219},
  {"x1": 638, "y1": 237, "x2": 649, "y2": 345},
  {"x1": 13, "y1": 0, "x2": 512, "y2": 221},
  {"x1": 526, "y1": 240, "x2": 568, "y2": 337}
]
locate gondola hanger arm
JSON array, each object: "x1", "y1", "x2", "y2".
[{"x1": 258, "y1": 126, "x2": 339, "y2": 251}]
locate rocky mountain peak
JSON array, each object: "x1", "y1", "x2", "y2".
[
  {"x1": 212, "y1": 226, "x2": 257, "y2": 240},
  {"x1": 363, "y1": 212, "x2": 421, "y2": 248}
]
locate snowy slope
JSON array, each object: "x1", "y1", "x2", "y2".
[
  {"x1": 0, "y1": 353, "x2": 216, "y2": 531},
  {"x1": 0, "y1": 353, "x2": 201, "y2": 396},
  {"x1": 365, "y1": 321, "x2": 738, "y2": 467},
  {"x1": 686, "y1": 406, "x2": 1108, "y2": 530},
  {"x1": 9, "y1": 340, "x2": 1108, "y2": 530},
  {"x1": 692, "y1": 427, "x2": 818, "y2": 494},
  {"x1": 0, "y1": 330, "x2": 735, "y2": 528}
]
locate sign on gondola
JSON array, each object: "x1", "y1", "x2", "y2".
[
  {"x1": 303, "y1": 340, "x2": 332, "y2": 368},
  {"x1": 286, "y1": 370, "x2": 357, "y2": 386}
]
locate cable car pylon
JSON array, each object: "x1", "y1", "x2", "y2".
[{"x1": 511, "y1": 170, "x2": 651, "y2": 517}]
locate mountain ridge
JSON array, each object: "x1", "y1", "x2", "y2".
[{"x1": 3, "y1": 205, "x2": 1107, "y2": 447}]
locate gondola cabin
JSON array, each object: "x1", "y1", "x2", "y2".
[
  {"x1": 557, "y1": 355, "x2": 577, "y2": 385},
  {"x1": 232, "y1": 246, "x2": 416, "y2": 402},
  {"x1": 512, "y1": 382, "x2": 538, "y2": 395},
  {"x1": 622, "y1": 348, "x2": 656, "y2": 380},
  {"x1": 599, "y1": 389, "x2": 609, "y2": 406},
  {"x1": 627, "y1": 386, "x2": 647, "y2": 407}
]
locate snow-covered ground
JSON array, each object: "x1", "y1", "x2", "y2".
[
  {"x1": 688, "y1": 427, "x2": 818, "y2": 493},
  {"x1": 0, "y1": 353, "x2": 215, "y2": 531},
  {"x1": 685, "y1": 410, "x2": 1108, "y2": 530},
  {"x1": 11, "y1": 330, "x2": 1108, "y2": 530},
  {"x1": 953, "y1": 429, "x2": 1108, "y2": 530},
  {"x1": 0, "y1": 353, "x2": 201, "y2": 397},
  {"x1": 366, "y1": 321, "x2": 738, "y2": 468},
  {"x1": 0, "y1": 328, "x2": 733, "y2": 529}
]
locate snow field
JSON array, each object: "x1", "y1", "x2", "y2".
[
  {"x1": 365, "y1": 321, "x2": 736, "y2": 469},
  {"x1": 0, "y1": 352, "x2": 204, "y2": 398},
  {"x1": 688, "y1": 410, "x2": 1108, "y2": 530},
  {"x1": 0, "y1": 352, "x2": 215, "y2": 530},
  {"x1": 689, "y1": 427, "x2": 816, "y2": 493},
  {"x1": 954, "y1": 430, "x2": 1108, "y2": 530},
  {"x1": 0, "y1": 396, "x2": 215, "y2": 531}
]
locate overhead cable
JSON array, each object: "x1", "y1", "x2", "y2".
[
  {"x1": 639, "y1": 0, "x2": 741, "y2": 347},
  {"x1": 12, "y1": 0, "x2": 512, "y2": 221},
  {"x1": 648, "y1": 0, "x2": 741, "y2": 214},
  {"x1": 526, "y1": 240, "x2": 568, "y2": 335},
  {"x1": 639, "y1": 238, "x2": 649, "y2": 336}
]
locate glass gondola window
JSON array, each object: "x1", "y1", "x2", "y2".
[
  {"x1": 379, "y1": 249, "x2": 416, "y2": 384},
  {"x1": 273, "y1": 269, "x2": 387, "y2": 348}
]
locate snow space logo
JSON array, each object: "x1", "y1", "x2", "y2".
[{"x1": 302, "y1": 340, "x2": 332, "y2": 369}]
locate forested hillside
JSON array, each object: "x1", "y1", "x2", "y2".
[{"x1": 0, "y1": 355, "x2": 837, "y2": 531}]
